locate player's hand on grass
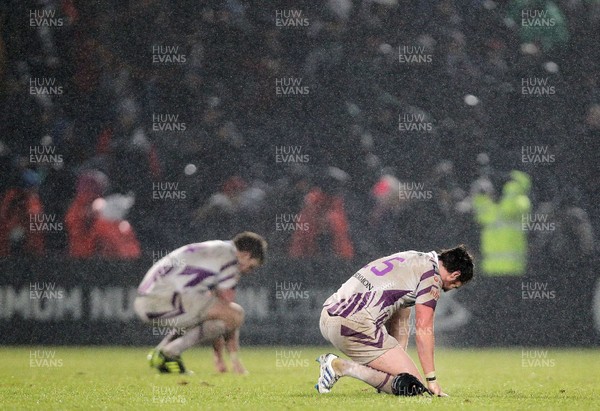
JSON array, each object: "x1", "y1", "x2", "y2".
[{"x1": 427, "y1": 380, "x2": 448, "y2": 397}]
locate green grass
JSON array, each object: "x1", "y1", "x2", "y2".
[{"x1": 0, "y1": 346, "x2": 598, "y2": 410}]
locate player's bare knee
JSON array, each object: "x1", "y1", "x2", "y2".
[
  {"x1": 229, "y1": 302, "x2": 245, "y2": 328},
  {"x1": 215, "y1": 303, "x2": 244, "y2": 331}
]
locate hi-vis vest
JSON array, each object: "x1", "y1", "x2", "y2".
[{"x1": 473, "y1": 171, "x2": 532, "y2": 276}]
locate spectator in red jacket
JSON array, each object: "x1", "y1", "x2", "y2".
[
  {"x1": 289, "y1": 167, "x2": 354, "y2": 260},
  {"x1": 65, "y1": 170, "x2": 108, "y2": 258},
  {"x1": 92, "y1": 193, "x2": 141, "y2": 259},
  {"x1": 0, "y1": 170, "x2": 45, "y2": 257},
  {"x1": 65, "y1": 170, "x2": 141, "y2": 259}
]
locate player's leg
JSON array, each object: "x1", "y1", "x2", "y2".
[
  {"x1": 154, "y1": 320, "x2": 229, "y2": 374},
  {"x1": 136, "y1": 292, "x2": 216, "y2": 373},
  {"x1": 166, "y1": 300, "x2": 247, "y2": 374},
  {"x1": 316, "y1": 310, "x2": 395, "y2": 393},
  {"x1": 161, "y1": 300, "x2": 244, "y2": 362},
  {"x1": 134, "y1": 294, "x2": 181, "y2": 370},
  {"x1": 317, "y1": 308, "x2": 427, "y2": 395},
  {"x1": 366, "y1": 345, "x2": 423, "y2": 382},
  {"x1": 161, "y1": 321, "x2": 225, "y2": 356},
  {"x1": 203, "y1": 299, "x2": 245, "y2": 332},
  {"x1": 147, "y1": 329, "x2": 180, "y2": 368},
  {"x1": 319, "y1": 354, "x2": 427, "y2": 395},
  {"x1": 156, "y1": 328, "x2": 182, "y2": 350}
]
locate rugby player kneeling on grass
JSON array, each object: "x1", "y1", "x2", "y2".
[
  {"x1": 316, "y1": 245, "x2": 473, "y2": 396},
  {"x1": 135, "y1": 232, "x2": 267, "y2": 374}
]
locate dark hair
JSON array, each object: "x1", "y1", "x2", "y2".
[
  {"x1": 438, "y1": 244, "x2": 474, "y2": 283},
  {"x1": 233, "y1": 231, "x2": 267, "y2": 264}
]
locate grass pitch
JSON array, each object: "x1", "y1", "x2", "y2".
[{"x1": 0, "y1": 346, "x2": 598, "y2": 410}]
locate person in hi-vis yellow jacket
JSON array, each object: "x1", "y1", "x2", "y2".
[{"x1": 473, "y1": 170, "x2": 532, "y2": 276}]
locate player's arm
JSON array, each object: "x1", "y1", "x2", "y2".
[
  {"x1": 414, "y1": 304, "x2": 446, "y2": 396},
  {"x1": 387, "y1": 307, "x2": 411, "y2": 351},
  {"x1": 215, "y1": 287, "x2": 236, "y2": 303},
  {"x1": 223, "y1": 327, "x2": 246, "y2": 374},
  {"x1": 211, "y1": 288, "x2": 235, "y2": 371},
  {"x1": 213, "y1": 287, "x2": 247, "y2": 374},
  {"x1": 212, "y1": 337, "x2": 227, "y2": 372}
]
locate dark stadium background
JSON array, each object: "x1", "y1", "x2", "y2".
[{"x1": 0, "y1": 0, "x2": 598, "y2": 348}]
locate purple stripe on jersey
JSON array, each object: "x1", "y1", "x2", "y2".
[
  {"x1": 421, "y1": 299, "x2": 437, "y2": 310},
  {"x1": 328, "y1": 292, "x2": 375, "y2": 317},
  {"x1": 341, "y1": 325, "x2": 385, "y2": 348},
  {"x1": 350, "y1": 292, "x2": 372, "y2": 316},
  {"x1": 137, "y1": 264, "x2": 176, "y2": 294},
  {"x1": 179, "y1": 266, "x2": 216, "y2": 288},
  {"x1": 146, "y1": 293, "x2": 185, "y2": 319},
  {"x1": 374, "y1": 312, "x2": 388, "y2": 328},
  {"x1": 218, "y1": 273, "x2": 236, "y2": 284},
  {"x1": 184, "y1": 244, "x2": 205, "y2": 253},
  {"x1": 339, "y1": 293, "x2": 364, "y2": 317},
  {"x1": 158, "y1": 264, "x2": 175, "y2": 278},
  {"x1": 220, "y1": 259, "x2": 237, "y2": 272},
  {"x1": 373, "y1": 289, "x2": 411, "y2": 310},
  {"x1": 327, "y1": 299, "x2": 346, "y2": 315},
  {"x1": 179, "y1": 266, "x2": 214, "y2": 276},
  {"x1": 416, "y1": 285, "x2": 433, "y2": 298},
  {"x1": 332, "y1": 303, "x2": 345, "y2": 316},
  {"x1": 326, "y1": 299, "x2": 342, "y2": 308},
  {"x1": 333, "y1": 298, "x2": 353, "y2": 316},
  {"x1": 420, "y1": 269, "x2": 435, "y2": 281},
  {"x1": 338, "y1": 293, "x2": 365, "y2": 316},
  {"x1": 341, "y1": 324, "x2": 369, "y2": 338},
  {"x1": 365, "y1": 291, "x2": 376, "y2": 307}
]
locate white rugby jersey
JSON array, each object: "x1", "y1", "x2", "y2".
[
  {"x1": 323, "y1": 251, "x2": 442, "y2": 327},
  {"x1": 137, "y1": 240, "x2": 240, "y2": 297}
]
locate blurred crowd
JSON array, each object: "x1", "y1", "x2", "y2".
[{"x1": 0, "y1": 0, "x2": 598, "y2": 271}]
